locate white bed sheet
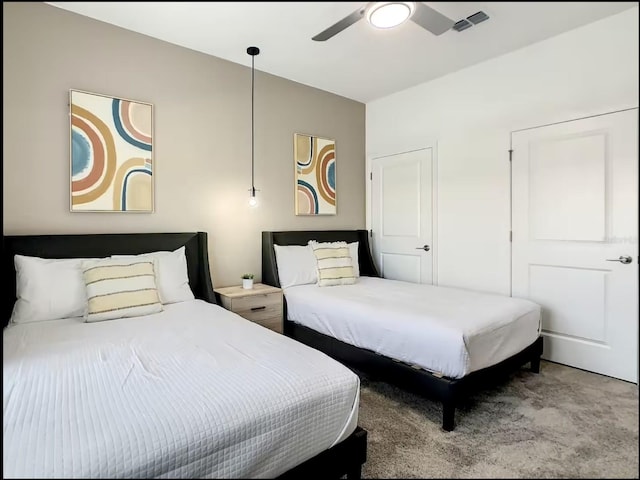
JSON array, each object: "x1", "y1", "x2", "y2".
[
  {"x1": 284, "y1": 277, "x2": 541, "y2": 379},
  {"x1": 3, "y1": 299, "x2": 359, "y2": 479}
]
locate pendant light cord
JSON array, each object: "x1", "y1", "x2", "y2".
[
  {"x1": 251, "y1": 53, "x2": 255, "y2": 194},
  {"x1": 247, "y1": 46, "x2": 259, "y2": 198}
]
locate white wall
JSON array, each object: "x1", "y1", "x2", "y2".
[{"x1": 366, "y1": 8, "x2": 639, "y2": 295}]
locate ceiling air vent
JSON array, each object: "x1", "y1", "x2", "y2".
[
  {"x1": 452, "y1": 19, "x2": 472, "y2": 32},
  {"x1": 453, "y1": 11, "x2": 489, "y2": 32},
  {"x1": 467, "y1": 11, "x2": 489, "y2": 25}
]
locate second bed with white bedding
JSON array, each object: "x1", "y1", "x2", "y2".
[
  {"x1": 3, "y1": 299, "x2": 359, "y2": 479},
  {"x1": 284, "y1": 277, "x2": 541, "y2": 379}
]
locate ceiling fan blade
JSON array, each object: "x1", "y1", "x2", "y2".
[
  {"x1": 312, "y1": 7, "x2": 365, "y2": 41},
  {"x1": 411, "y1": 2, "x2": 455, "y2": 36}
]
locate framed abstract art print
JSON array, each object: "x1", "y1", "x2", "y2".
[
  {"x1": 294, "y1": 133, "x2": 336, "y2": 215},
  {"x1": 69, "y1": 89, "x2": 154, "y2": 212}
]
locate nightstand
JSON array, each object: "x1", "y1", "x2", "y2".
[{"x1": 214, "y1": 283, "x2": 283, "y2": 333}]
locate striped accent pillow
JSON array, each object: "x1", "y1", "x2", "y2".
[
  {"x1": 82, "y1": 259, "x2": 163, "y2": 323},
  {"x1": 309, "y1": 240, "x2": 357, "y2": 287}
]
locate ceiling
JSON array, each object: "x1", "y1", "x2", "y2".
[{"x1": 47, "y1": 2, "x2": 637, "y2": 103}]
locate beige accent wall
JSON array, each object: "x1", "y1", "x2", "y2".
[{"x1": 2, "y1": 2, "x2": 365, "y2": 287}]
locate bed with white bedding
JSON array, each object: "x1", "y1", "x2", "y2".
[
  {"x1": 284, "y1": 277, "x2": 541, "y2": 379},
  {"x1": 3, "y1": 300, "x2": 359, "y2": 479},
  {"x1": 3, "y1": 232, "x2": 367, "y2": 479},
  {"x1": 261, "y1": 229, "x2": 544, "y2": 431}
]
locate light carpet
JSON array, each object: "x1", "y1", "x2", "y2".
[{"x1": 357, "y1": 361, "x2": 638, "y2": 478}]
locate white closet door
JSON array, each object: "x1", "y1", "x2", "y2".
[
  {"x1": 512, "y1": 109, "x2": 638, "y2": 383},
  {"x1": 371, "y1": 148, "x2": 433, "y2": 284}
]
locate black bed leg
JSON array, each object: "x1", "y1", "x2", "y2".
[
  {"x1": 442, "y1": 402, "x2": 455, "y2": 432},
  {"x1": 346, "y1": 464, "x2": 362, "y2": 479},
  {"x1": 531, "y1": 356, "x2": 541, "y2": 374}
]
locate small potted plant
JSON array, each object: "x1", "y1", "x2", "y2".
[{"x1": 241, "y1": 273, "x2": 254, "y2": 290}]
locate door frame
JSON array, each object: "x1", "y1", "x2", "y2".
[{"x1": 366, "y1": 144, "x2": 438, "y2": 285}]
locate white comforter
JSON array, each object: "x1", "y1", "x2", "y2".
[
  {"x1": 284, "y1": 277, "x2": 541, "y2": 379},
  {"x1": 3, "y1": 300, "x2": 359, "y2": 479}
]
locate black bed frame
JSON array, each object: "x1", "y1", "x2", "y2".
[
  {"x1": 3, "y1": 232, "x2": 367, "y2": 479},
  {"x1": 262, "y1": 229, "x2": 543, "y2": 432}
]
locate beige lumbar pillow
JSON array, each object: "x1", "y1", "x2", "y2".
[
  {"x1": 82, "y1": 259, "x2": 163, "y2": 322},
  {"x1": 308, "y1": 240, "x2": 357, "y2": 287}
]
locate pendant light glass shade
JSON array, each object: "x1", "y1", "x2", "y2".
[{"x1": 248, "y1": 188, "x2": 258, "y2": 207}]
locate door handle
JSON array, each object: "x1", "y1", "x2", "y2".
[
  {"x1": 415, "y1": 245, "x2": 430, "y2": 252},
  {"x1": 606, "y1": 255, "x2": 632, "y2": 264}
]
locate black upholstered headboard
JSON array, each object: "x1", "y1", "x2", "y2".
[
  {"x1": 261, "y1": 230, "x2": 380, "y2": 288},
  {"x1": 3, "y1": 232, "x2": 216, "y2": 327}
]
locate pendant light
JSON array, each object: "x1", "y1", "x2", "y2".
[{"x1": 247, "y1": 46, "x2": 260, "y2": 208}]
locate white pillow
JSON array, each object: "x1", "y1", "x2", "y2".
[
  {"x1": 111, "y1": 246, "x2": 194, "y2": 304},
  {"x1": 82, "y1": 259, "x2": 163, "y2": 322},
  {"x1": 11, "y1": 255, "x2": 92, "y2": 324},
  {"x1": 309, "y1": 240, "x2": 357, "y2": 287},
  {"x1": 273, "y1": 244, "x2": 318, "y2": 289}
]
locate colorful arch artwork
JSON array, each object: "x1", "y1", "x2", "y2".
[
  {"x1": 70, "y1": 90, "x2": 153, "y2": 212},
  {"x1": 294, "y1": 133, "x2": 336, "y2": 215}
]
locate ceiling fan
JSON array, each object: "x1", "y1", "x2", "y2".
[{"x1": 312, "y1": 2, "x2": 471, "y2": 41}]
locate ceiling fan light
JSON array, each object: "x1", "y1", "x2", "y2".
[{"x1": 367, "y1": 2, "x2": 415, "y2": 29}]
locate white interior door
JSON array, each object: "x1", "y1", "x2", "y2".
[
  {"x1": 371, "y1": 148, "x2": 433, "y2": 284},
  {"x1": 512, "y1": 109, "x2": 638, "y2": 383}
]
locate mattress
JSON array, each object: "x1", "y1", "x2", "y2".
[
  {"x1": 284, "y1": 277, "x2": 541, "y2": 379},
  {"x1": 3, "y1": 300, "x2": 359, "y2": 479}
]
